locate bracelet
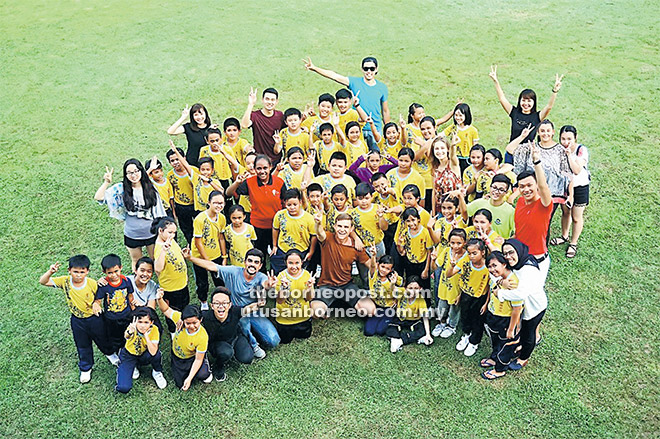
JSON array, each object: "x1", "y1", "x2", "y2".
[
  {"x1": 533, "y1": 160, "x2": 541, "y2": 166},
  {"x1": 354, "y1": 102, "x2": 360, "y2": 107},
  {"x1": 552, "y1": 88, "x2": 559, "y2": 93}
]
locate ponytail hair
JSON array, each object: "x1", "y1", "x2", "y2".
[{"x1": 150, "y1": 216, "x2": 176, "y2": 235}]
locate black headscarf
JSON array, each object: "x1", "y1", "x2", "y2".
[{"x1": 503, "y1": 239, "x2": 539, "y2": 271}]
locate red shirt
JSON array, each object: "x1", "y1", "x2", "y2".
[
  {"x1": 250, "y1": 110, "x2": 285, "y2": 163},
  {"x1": 318, "y1": 232, "x2": 370, "y2": 287},
  {"x1": 514, "y1": 196, "x2": 553, "y2": 255},
  {"x1": 243, "y1": 175, "x2": 284, "y2": 229}
]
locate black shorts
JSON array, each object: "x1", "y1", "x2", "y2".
[
  {"x1": 124, "y1": 234, "x2": 157, "y2": 249},
  {"x1": 312, "y1": 282, "x2": 368, "y2": 308},
  {"x1": 573, "y1": 185, "x2": 589, "y2": 207}
]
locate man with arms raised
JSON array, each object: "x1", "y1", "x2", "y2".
[{"x1": 241, "y1": 87, "x2": 285, "y2": 164}]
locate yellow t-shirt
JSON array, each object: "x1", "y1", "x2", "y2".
[
  {"x1": 373, "y1": 192, "x2": 399, "y2": 225},
  {"x1": 325, "y1": 204, "x2": 350, "y2": 233},
  {"x1": 344, "y1": 139, "x2": 369, "y2": 166},
  {"x1": 199, "y1": 145, "x2": 233, "y2": 180},
  {"x1": 152, "y1": 179, "x2": 174, "y2": 208},
  {"x1": 396, "y1": 296, "x2": 428, "y2": 321},
  {"x1": 465, "y1": 226, "x2": 504, "y2": 250},
  {"x1": 154, "y1": 240, "x2": 188, "y2": 291},
  {"x1": 125, "y1": 325, "x2": 160, "y2": 356},
  {"x1": 475, "y1": 169, "x2": 516, "y2": 199},
  {"x1": 191, "y1": 170, "x2": 221, "y2": 212},
  {"x1": 315, "y1": 140, "x2": 342, "y2": 171},
  {"x1": 394, "y1": 206, "x2": 431, "y2": 243},
  {"x1": 170, "y1": 311, "x2": 208, "y2": 359},
  {"x1": 399, "y1": 226, "x2": 433, "y2": 263},
  {"x1": 302, "y1": 115, "x2": 334, "y2": 143},
  {"x1": 223, "y1": 223, "x2": 256, "y2": 267},
  {"x1": 369, "y1": 272, "x2": 403, "y2": 308},
  {"x1": 273, "y1": 210, "x2": 316, "y2": 252},
  {"x1": 279, "y1": 128, "x2": 310, "y2": 157},
  {"x1": 338, "y1": 109, "x2": 363, "y2": 139},
  {"x1": 313, "y1": 174, "x2": 356, "y2": 201},
  {"x1": 409, "y1": 142, "x2": 433, "y2": 187},
  {"x1": 167, "y1": 169, "x2": 194, "y2": 206},
  {"x1": 432, "y1": 216, "x2": 468, "y2": 250},
  {"x1": 435, "y1": 248, "x2": 468, "y2": 304},
  {"x1": 442, "y1": 124, "x2": 480, "y2": 157},
  {"x1": 192, "y1": 211, "x2": 226, "y2": 260},
  {"x1": 275, "y1": 270, "x2": 312, "y2": 325},
  {"x1": 489, "y1": 272, "x2": 524, "y2": 317},
  {"x1": 51, "y1": 276, "x2": 98, "y2": 318},
  {"x1": 406, "y1": 123, "x2": 423, "y2": 143},
  {"x1": 228, "y1": 138, "x2": 251, "y2": 168},
  {"x1": 386, "y1": 168, "x2": 426, "y2": 203},
  {"x1": 456, "y1": 259, "x2": 489, "y2": 298},
  {"x1": 279, "y1": 164, "x2": 308, "y2": 190},
  {"x1": 378, "y1": 138, "x2": 404, "y2": 159},
  {"x1": 462, "y1": 165, "x2": 482, "y2": 202},
  {"x1": 350, "y1": 205, "x2": 384, "y2": 246}
]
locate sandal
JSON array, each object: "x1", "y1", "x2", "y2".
[
  {"x1": 480, "y1": 358, "x2": 496, "y2": 368},
  {"x1": 566, "y1": 244, "x2": 577, "y2": 258},
  {"x1": 481, "y1": 369, "x2": 506, "y2": 380},
  {"x1": 550, "y1": 236, "x2": 568, "y2": 246}
]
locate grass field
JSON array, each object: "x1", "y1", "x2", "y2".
[{"x1": 1, "y1": 1, "x2": 659, "y2": 438}]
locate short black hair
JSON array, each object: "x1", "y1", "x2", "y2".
[
  {"x1": 199, "y1": 157, "x2": 215, "y2": 169},
  {"x1": 318, "y1": 93, "x2": 335, "y2": 106},
  {"x1": 355, "y1": 182, "x2": 373, "y2": 197},
  {"x1": 331, "y1": 184, "x2": 348, "y2": 197},
  {"x1": 228, "y1": 204, "x2": 246, "y2": 216},
  {"x1": 362, "y1": 56, "x2": 378, "y2": 68},
  {"x1": 68, "y1": 254, "x2": 91, "y2": 270},
  {"x1": 449, "y1": 228, "x2": 467, "y2": 242},
  {"x1": 491, "y1": 173, "x2": 512, "y2": 190},
  {"x1": 223, "y1": 117, "x2": 241, "y2": 131},
  {"x1": 206, "y1": 127, "x2": 222, "y2": 138},
  {"x1": 284, "y1": 108, "x2": 302, "y2": 119},
  {"x1": 101, "y1": 254, "x2": 122, "y2": 271},
  {"x1": 144, "y1": 157, "x2": 162, "y2": 172},
  {"x1": 287, "y1": 146, "x2": 304, "y2": 159},
  {"x1": 335, "y1": 88, "x2": 352, "y2": 100},
  {"x1": 345, "y1": 121, "x2": 361, "y2": 136},
  {"x1": 135, "y1": 257, "x2": 154, "y2": 271},
  {"x1": 283, "y1": 188, "x2": 302, "y2": 202},
  {"x1": 378, "y1": 254, "x2": 394, "y2": 265},
  {"x1": 402, "y1": 206, "x2": 421, "y2": 221},
  {"x1": 329, "y1": 151, "x2": 347, "y2": 165},
  {"x1": 181, "y1": 304, "x2": 203, "y2": 320},
  {"x1": 245, "y1": 248, "x2": 265, "y2": 264},
  {"x1": 402, "y1": 184, "x2": 421, "y2": 199},
  {"x1": 208, "y1": 190, "x2": 224, "y2": 204},
  {"x1": 284, "y1": 249, "x2": 304, "y2": 263},
  {"x1": 517, "y1": 170, "x2": 537, "y2": 183},
  {"x1": 398, "y1": 147, "x2": 415, "y2": 160},
  {"x1": 263, "y1": 87, "x2": 278, "y2": 98},
  {"x1": 166, "y1": 147, "x2": 185, "y2": 161},
  {"x1": 306, "y1": 182, "x2": 323, "y2": 195},
  {"x1": 132, "y1": 306, "x2": 156, "y2": 322},
  {"x1": 319, "y1": 122, "x2": 334, "y2": 134},
  {"x1": 473, "y1": 208, "x2": 493, "y2": 223},
  {"x1": 560, "y1": 125, "x2": 578, "y2": 139},
  {"x1": 370, "y1": 172, "x2": 387, "y2": 183}
]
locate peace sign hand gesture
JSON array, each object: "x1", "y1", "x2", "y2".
[
  {"x1": 272, "y1": 131, "x2": 281, "y2": 145},
  {"x1": 302, "y1": 57, "x2": 315, "y2": 71},
  {"x1": 248, "y1": 87, "x2": 258, "y2": 106},
  {"x1": 399, "y1": 114, "x2": 406, "y2": 129},
  {"x1": 489, "y1": 65, "x2": 498, "y2": 82},
  {"x1": 181, "y1": 105, "x2": 190, "y2": 119},
  {"x1": 49, "y1": 262, "x2": 61, "y2": 274},
  {"x1": 520, "y1": 124, "x2": 535, "y2": 140},
  {"x1": 553, "y1": 74, "x2": 564, "y2": 93},
  {"x1": 103, "y1": 166, "x2": 114, "y2": 184},
  {"x1": 531, "y1": 144, "x2": 541, "y2": 163},
  {"x1": 127, "y1": 316, "x2": 138, "y2": 337}
]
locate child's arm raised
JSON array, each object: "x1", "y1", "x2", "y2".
[
  {"x1": 489, "y1": 65, "x2": 513, "y2": 114},
  {"x1": 169, "y1": 140, "x2": 193, "y2": 177},
  {"x1": 167, "y1": 105, "x2": 189, "y2": 135},
  {"x1": 182, "y1": 246, "x2": 221, "y2": 272},
  {"x1": 93, "y1": 166, "x2": 114, "y2": 201},
  {"x1": 303, "y1": 57, "x2": 350, "y2": 86},
  {"x1": 505, "y1": 124, "x2": 534, "y2": 155},
  {"x1": 226, "y1": 171, "x2": 248, "y2": 198},
  {"x1": 539, "y1": 74, "x2": 564, "y2": 120},
  {"x1": 399, "y1": 115, "x2": 408, "y2": 146},
  {"x1": 435, "y1": 99, "x2": 462, "y2": 127},
  {"x1": 155, "y1": 289, "x2": 175, "y2": 320},
  {"x1": 39, "y1": 262, "x2": 61, "y2": 286},
  {"x1": 448, "y1": 134, "x2": 461, "y2": 177},
  {"x1": 273, "y1": 130, "x2": 283, "y2": 155},
  {"x1": 240, "y1": 87, "x2": 257, "y2": 129},
  {"x1": 366, "y1": 114, "x2": 381, "y2": 143},
  {"x1": 352, "y1": 92, "x2": 369, "y2": 122},
  {"x1": 333, "y1": 113, "x2": 346, "y2": 146},
  {"x1": 313, "y1": 211, "x2": 327, "y2": 243}
]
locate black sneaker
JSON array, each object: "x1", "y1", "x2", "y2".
[{"x1": 215, "y1": 372, "x2": 227, "y2": 382}]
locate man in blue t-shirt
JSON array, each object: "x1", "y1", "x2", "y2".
[
  {"x1": 184, "y1": 247, "x2": 279, "y2": 359},
  {"x1": 304, "y1": 56, "x2": 390, "y2": 150}
]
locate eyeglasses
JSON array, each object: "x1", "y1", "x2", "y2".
[
  {"x1": 126, "y1": 170, "x2": 141, "y2": 176},
  {"x1": 490, "y1": 186, "x2": 507, "y2": 193},
  {"x1": 503, "y1": 250, "x2": 516, "y2": 257},
  {"x1": 362, "y1": 66, "x2": 376, "y2": 72},
  {"x1": 212, "y1": 301, "x2": 230, "y2": 307}
]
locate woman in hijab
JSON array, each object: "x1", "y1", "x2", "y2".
[{"x1": 497, "y1": 239, "x2": 548, "y2": 370}]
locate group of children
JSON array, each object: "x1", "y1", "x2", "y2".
[{"x1": 41, "y1": 66, "x2": 590, "y2": 389}]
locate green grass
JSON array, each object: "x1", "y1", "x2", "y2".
[{"x1": 1, "y1": 1, "x2": 659, "y2": 437}]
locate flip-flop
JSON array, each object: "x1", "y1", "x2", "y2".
[
  {"x1": 481, "y1": 369, "x2": 505, "y2": 380},
  {"x1": 508, "y1": 361, "x2": 526, "y2": 371},
  {"x1": 550, "y1": 236, "x2": 569, "y2": 246},
  {"x1": 480, "y1": 358, "x2": 496, "y2": 368}
]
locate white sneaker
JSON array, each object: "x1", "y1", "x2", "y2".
[
  {"x1": 170, "y1": 332, "x2": 176, "y2": 340},
  {"x1": 440, "y1": 326, "x2": 456, "y2": 338},
  {"x1": 106, "y1": 353, "x2": 120, "y2": 367},
  {"x1": 80, "y1": 369, "x2": 92, "y2": 384},
  {"x1": 253, "y1": 345, "x2": 266, "y2": 359},
  {"x1": 456, "y1": 334, "x2": 470, "y2": 351},
  {"x1": 152, "y1": 370, "x2": 167, "y2": 389},
  {"x1": 351, "y1": 262, "x2": 359, "y2": 276},
  {"x1": 464, "y1": 343, "x2": 479, "y2": 357},
  {"x1": 132, "y1": 367, "x2": 140, "y2": 380},
  {"x1": 203, "y1": 373, "x2": 214, "y2": 384},
  {"x1": 431, "y1": 323, "x2": 446, "y2": 337},
  {"x1": 390, "y1": 338, "x2": 404, "y2": 353},
  {"x1": 200, "y1": 302, "x2": 209, "y2": 311}
]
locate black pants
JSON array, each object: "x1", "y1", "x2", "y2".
[
  {"x1": 305, "y1": 241, "x2": 321, "y2": 274},
  {"x1": 460, "y1": 293, "x2": 487, "y2": 345},
  {"x1": 402, "y1": 257, "x2": 430, "y2": 291},
  {"x1": 383, "y1": 223, "x2": 397, "y2": 258},
  {"x1": 207, "y1": 334, "x2": 253, "y2": 375},
  {"x1": 254, "y1": 226, "x2": 271, "y2": 272},
  {"x1": 174, "y1": 202, "x2": 196, "y2": 244},
  {"x1": 519, "y1": 309, "x2": 546, "y2": 361},
  {"x1": 385, "y1": 318, "x2": 425, "y2": 344},
  {"x1": 193, "y1": 256, "x2": 225, "y2": 303},
  {"x1": 171, "y1": 353, "x2": 211, "y2": 389},
  {"x1": 546, "y1": 203, "x2": 561, "y2": 246},
  {"x1": 219, "y1": 179, "x2": 234, "y2": 218},
  {"x1": 163, "y1": 286, "x2": 190, "y2": 333},
  {"x1": 486, "y1": 313, "x2": 520, "y2": 372},
  {"x1": 458, "y1": 157, "x2": 469, "y2": 177},
  {"x1": 104, "y1": 316, "x2": 130, "y2": 354},
  {"x1": 275, "y1": 319, "x2": 312, "y2": 344}
]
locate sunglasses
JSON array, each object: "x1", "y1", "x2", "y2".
[{"x1": 362, "y1": 66, "x2": 376, "y2": 72}]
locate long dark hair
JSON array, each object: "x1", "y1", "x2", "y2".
[
  {"x1": 189, "y1": 103, "x2": 211, "y2": 131},
  {"x1": 122, "y1": 159, "x2": 158, "y2": 211}
]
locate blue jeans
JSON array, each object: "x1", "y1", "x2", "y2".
[
  {"x1": 239, "y1": 315, "x2": 280, "y2": 349},
  {"x1": 437, "y1": 299, "x2": 460, "y2": 328},
  {"x1": 115, "y1": 347, "x2": 163, "y2": 393},
  {"x1": 357, "y1": 240, "x2": 386, "y2": 287},
  {"x1": 363, "y1": 129, "x2": 378, "y2": 152}
]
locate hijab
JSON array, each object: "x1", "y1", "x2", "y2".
[{"x1": 503, "y1": 238, "x2": 539, "y2": 271}]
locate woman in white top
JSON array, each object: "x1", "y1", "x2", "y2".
[
  {"x1": 550, "y1": 125, "x2": 591, "y2": 258},
  {"x1": 498, "y1": 239, "x2": 548, "y2": 370}
]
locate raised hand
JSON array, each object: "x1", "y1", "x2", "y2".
[
  {"x1": 102, "y1": 166, "x2": 114, "y2": 184},
  {"x1": 489, "y1": 65, "x2": 498, "y2": 82},
  {"x1": 168, "y1": 139, "x2": 177, "y2": 151},
  {"x1": 332, "y1": 112, "x2": 340, "y2": 126},
  {"x1": 531, "y1": 144, "x2": 541, "y2": 163},
  {"x1": 181, "y1": 105, "x2": 190, "y2": 118},
  {"x1": 127, "y1": 316, "x2": 138, "y2": 336},
  {"x1": 302, "y1": 57, "x2": 315, "y2": 71},
  {"x1": 181, "y1": 246, "x2": 191, "y2": 260},
  {"x1": 520, "y1": 123, "x2": 535, "y2": 140},
  {"x1": 248, "y1": 87, "x2": 258, "y2": 106},
  {"x1": 313, "y1": 210, "x2": 323, "y2": 224},
  {"x1": 388, "y1": 271, "x2": 399, "y2": 284},
  {"x1": 399, "y1": 114, "x2": 406, "y2": 129},
  {"x1": 49, "y1": 262, "x2": 61, "y2": 274},
  {"x1": 553, "y1": 73, "x2": 564, "y2": 92},
  {"x1": 272, "y1": 131, "x2": 281, "y2": 145},
  {"x1": 352, "y1": 90, "x2": 360, "y2": 107}
]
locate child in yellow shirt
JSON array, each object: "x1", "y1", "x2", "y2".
[
  {"x1": 274, "y1": 250, "x2": 315, "y2": 343},
  {"x1": 431, "y1": 229, "x2": 467, "y2": 339},
  {"x1": 271, "y1": 188, "x2": 317, "y2": 274},
  {"x1": 222, "y1": 205, "x2": 256, "y2": 267},
  {"x1": 274, "y1": 108, "x2": 311, "y2": 157},
  {"x1": 441, "y1": 103, "x2": 480, "y2": 174},
  {"x1": 396, "y1": 207, "x2": 434, "y2": 291},
  {"x1": 146, "y1": 156, "x2": 175, "y2": 217},
  {"x1": 385, "y1": 276, "x2": 434, "y2": 353},
  {"x1": 364, "y1": 254, "x2": 402, "y2": 336}
]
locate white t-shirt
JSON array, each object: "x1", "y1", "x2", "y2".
[
  {"x1": 127, "y1": 275, "x2": 158, "y2": 306},
  {"x1": 499, "y1": 264, "x2": 548, "y2": 320}
]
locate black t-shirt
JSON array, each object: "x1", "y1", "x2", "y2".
[
  {"x1": 183, "y1": 122, "x2": 209, "y2": 167},
  {"x1": 509, "y1": 106, "x2": 541, "y2": 142},
  {"x1": 202, "y1": 306, "x2": 243, "y2": 343}
]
